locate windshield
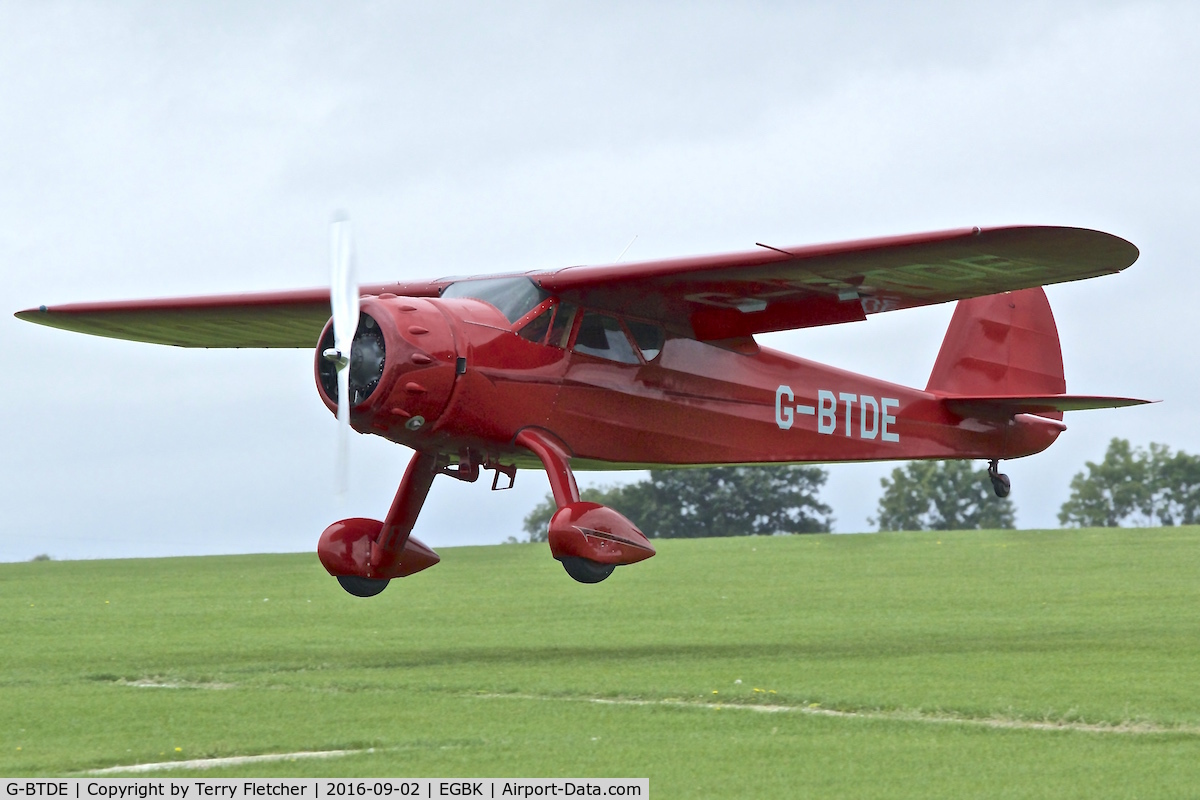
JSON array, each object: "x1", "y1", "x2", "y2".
[{"x1": 442, "y1": 277, "x2": 548, "y2": 324}]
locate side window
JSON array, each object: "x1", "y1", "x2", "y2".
[
  {"x1": 626, "y1": 320, "x2": 665, "y2": 361},
  {"x1": 548, "y1": 303, "x2": 577, "y2": 349},
  {"x1": 517, "y1": 305, "x2": 554, "y2": 344},
  {"x1": 572, "y1": 312, "x2": 640, "y2": 364}
]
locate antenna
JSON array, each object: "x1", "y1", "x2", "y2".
[{"x1": 614, "y1": 235, "x2": 639, "y2": 263}]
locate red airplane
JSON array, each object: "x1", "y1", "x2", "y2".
[{"x1": 17, "y1": 224, "x2": 1148, "y2": 596}]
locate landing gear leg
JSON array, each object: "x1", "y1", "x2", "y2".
[
  {"x1": 514, "y1": 429, "x2": 579, "y2": 509},
  {"x1": 515, "y1": 429, "x2": 614, "y2": 585},
  {"x1": 370, "y1": 450, "x2": 440, "y2": 575},
  {"x1": 318, "y1": 450, "x2": 442, "y2": 598},
  {"x1": 987, "y1": 459, "x2": 1011, "y2": 499}
]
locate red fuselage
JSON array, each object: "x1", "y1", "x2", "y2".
[{"x1": 315, "y1": 290, "x2": 1063, "y2": 474}]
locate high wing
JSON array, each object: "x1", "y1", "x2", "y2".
[
  {"x1": 15, "y1": 225, "x2": 1137, "y2": 347},
  {"x1": 531, "y1": 225, "x2": 1138, "y2": 340},
  {"x1": 14, "y1": 281, "x2": 443, "y2": 348}
]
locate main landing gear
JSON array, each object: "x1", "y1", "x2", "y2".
[
  {"x1": 515, "y1": 429, "x2": 655, "y2": 584},
  {"x1": 987, "y1": 459, "x2": 1011, "y2": 499},
  {"x1": 318, "y1": 433, "x2": 657, "y2": 595},
  {"x1": 316, "y1": 451, "x2": 443, "y2": 598}
]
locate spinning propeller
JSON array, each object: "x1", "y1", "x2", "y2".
[{"x1": 324, "y1": 212, "x2": 358, "y2": 495}]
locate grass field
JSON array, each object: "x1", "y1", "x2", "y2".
[{"x1": 3, "y1": 527, "x2": 1200, "y2": 796}]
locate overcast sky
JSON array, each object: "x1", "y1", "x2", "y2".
[{"x1": 3, "y1": 1, "x2": 1197, "y2": 563}]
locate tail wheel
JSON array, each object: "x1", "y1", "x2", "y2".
[
  {"x1": 987, "y1": 459, "x2": 1012, "y2": 498},
  {"x1": 559, "y1": 556, "x2": 616, "y2": 584},
  {"x1": 336, "y1": 575, "x2": 390, "y2": 597}
]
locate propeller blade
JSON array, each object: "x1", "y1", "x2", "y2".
[
  {"x1": 330, "y1": 212, "x2": 359, "y2": 358},
  {"x1": 336, "y1": 365, "x2": 351, "y2": 496},
  {"x1": 329, "y1": 212, "x2": 359, "y2": 497}
]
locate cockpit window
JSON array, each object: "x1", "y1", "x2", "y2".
[
  {"x1": 573, "y1": 312, "x2": 640, "y2": 364},
  {"x1": 548, "y1": 303, "x2": 577, "y2": 348},
  {"x1": 442, "y1": 277, "x2": 548, "y2": 324},
  {"x1": 517, "y1": 305, "x2": 554, "y2": 344},
  {"x1": 626, "y1": 320, "x2": 665, "y2": 361}
]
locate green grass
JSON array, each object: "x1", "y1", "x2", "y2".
[{"x1": 3, "y1": 527, "x2": 1200, "y2": 797}]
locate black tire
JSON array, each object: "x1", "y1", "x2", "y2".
[
  {"x1": 336, "y1": 575, "x2": 390, "y2": 597},
  {"x1": 559, "y1": 556, "x2": 615, "y2": 584},
  {"x1": 991, "y1": 473, "x2": 1012, "y2": 499}
]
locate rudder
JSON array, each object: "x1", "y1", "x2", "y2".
[{"x1": 926, "y1": 287, "x2": 1066, "y2": 402}]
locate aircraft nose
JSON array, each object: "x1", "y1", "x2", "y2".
[
  {"x1": 316, "y1": 312, "x2": 387, "y2": 407},
  {"x1": 315, "y1": 296, "x2": 459, "y2": 433},
  {"x1": 363, "y1": 297, "x2": 461, "y2": 432}
]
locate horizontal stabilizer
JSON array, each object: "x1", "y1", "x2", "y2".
[{"x1": 944, "y1": 394, "x2": 1155, "y2": 419}]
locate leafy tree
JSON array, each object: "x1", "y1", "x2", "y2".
[
  {"x1": 1060, "y1": 438, "x2": 1200, "y2": 527},
  {"x1": 522, "y1": 465, "x2": 832, "y2": 541},
  {"x1": 873, "y1": 460, "x2": 1015, "y2": 531},
  {"x1": 1148, "y1": 446, "x2": 1200, "y2": 525},
  {"x1": 638, "y1": 466, "x2": 833, "y2": 538},
  {"x1": 1058, "y1": 438, "x2": 1149, "y2": 527}
]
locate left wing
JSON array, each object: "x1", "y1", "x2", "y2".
[
  {"x1": 532, "y1": 225, "x2": 1138, "y2": 340},
  {"x1": 14, "y1": 281, "x2": 442, "y2": 348}
]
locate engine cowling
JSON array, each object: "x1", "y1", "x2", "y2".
[{"x1": 315, "y1": 296, "x2": 459, "y2": 439}]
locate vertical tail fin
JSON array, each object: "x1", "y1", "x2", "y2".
[{"x1": 926, "y1": 287, "x2": 1066, "y2": 409}]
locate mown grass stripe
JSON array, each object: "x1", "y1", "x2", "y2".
[
  {"x1": 86, "y1": 749, "x2": 370, "y2": 775},
  {"x1": 473, "y1": 693, "x2": 1200, "y2": 736}
]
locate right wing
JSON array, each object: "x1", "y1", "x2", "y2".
[{"x1": 532, "y1": 226, "x2": 1139, "y2": 340}]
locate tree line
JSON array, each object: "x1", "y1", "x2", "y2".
[
  {"x1": 520, "y1": 438, "x2": 1200, "y2": 538},
  {"x1": 1058, "y1": 438, "x2": 1200, "y2": 527},
  {"x1": 522, "y1": 465, "x2": 833, "y2": 541}
]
